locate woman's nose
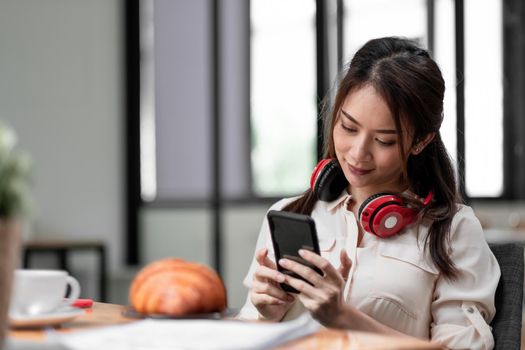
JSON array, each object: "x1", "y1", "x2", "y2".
[{"x1": 350, "y1": 136, "x2": 372, "y2": 162}]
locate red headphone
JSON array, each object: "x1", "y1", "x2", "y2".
[{"x1": 310, "y1": 159, "x2": 433, "y2": 238}]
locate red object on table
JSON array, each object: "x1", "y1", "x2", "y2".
[{"x1": 72, "y1": 298, "x2": 93, "y2": 308}]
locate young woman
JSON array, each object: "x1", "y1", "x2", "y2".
[{"x1": 238, "y1": 37, "x2": 500, "y2": 350}]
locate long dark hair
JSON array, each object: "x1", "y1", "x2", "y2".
[{"x1": 283, "y1": 37, "x2": 459, "y2": 279}]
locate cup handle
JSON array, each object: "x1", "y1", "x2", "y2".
[{"x1": 64, "y1": 275, "x2": 81, "y2": 304}]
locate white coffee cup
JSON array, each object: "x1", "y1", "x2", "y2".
[{"x1": 9, "y1": 269, "x2": 81, "y2": 316}]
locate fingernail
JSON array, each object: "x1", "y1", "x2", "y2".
[
  {"x1": 279, "y1": 259, "x2": 288, "y2": 267},
  {"x1": 276, "y1": 274, "x2": 285, "y2": 283},
  {"x1": 299, "y1": 249, "x2": 310, "y2": 257}
]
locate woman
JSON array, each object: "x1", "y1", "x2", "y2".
[{"x1": 238, "y1": 37, "x2": 500, "y2": 350}]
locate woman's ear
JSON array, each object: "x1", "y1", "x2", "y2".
[{"x1": 411, "y1": 132, "x2": 435, "y2": 155}]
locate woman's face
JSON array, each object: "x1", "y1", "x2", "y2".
[{"x1": 333, "y1": 85, "x2": 412, "y2": 196}]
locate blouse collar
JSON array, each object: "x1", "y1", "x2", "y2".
[{"x1": 326, "y1": 190, "x2": 352, "y2": 212}]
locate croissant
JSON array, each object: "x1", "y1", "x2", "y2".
[{"x1": 129, "y1": 258, "x2": 227, "y2": 316}]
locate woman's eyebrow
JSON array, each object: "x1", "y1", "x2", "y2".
[{"x1": 341, "y1": 109, "x2": 397, "y2": 134}]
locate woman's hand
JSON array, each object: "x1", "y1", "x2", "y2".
[
  {"x1": 250, "y1": 248, "x2": 296, "y2": 321},
  {"x1": 279, "y1": 249, "x2": 352, "y2": 327}
]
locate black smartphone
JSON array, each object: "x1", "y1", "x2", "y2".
[{"x1": 267, "y1": 210, "x2": 323, "y2": 294}]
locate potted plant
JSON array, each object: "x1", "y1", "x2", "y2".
[{"x1": 0, "y1": 122, "x2": 31, "y2": 345}]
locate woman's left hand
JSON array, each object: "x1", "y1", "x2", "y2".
[{"x1": 279, "y1": 249, "x2": 352, "y2": 326}]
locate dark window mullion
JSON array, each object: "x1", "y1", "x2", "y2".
[
  {"x1": 316, "y1": 0, "x2": 329, "y2": 160},
  {"x1": 125, "y1": 0, "x2": 141, "y2": 266},
  {"x1": 503, "y1": 0, "x2": 525, "y2": 200},
  {"x1": 455, "y1": 0, "x2": 467, "y2": 201},
  {"x1": 211, "y1": 0, "x2": 222, "y2": 276},
  {"x1": 337, "y1": 0, "x2": 344, "y2": 71},
  {"x1": 427, "y1": 0, "x2": 435, "y2": 55},
  {"x1": 246, "y1": 0, "x2": 255, "y2": 199}
]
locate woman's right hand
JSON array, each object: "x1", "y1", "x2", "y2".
[{"x1": 250, "y1": 248, "x2": 296, "y2": 321}]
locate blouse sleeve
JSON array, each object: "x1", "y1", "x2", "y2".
[
  {"x1": 430, "y1": 206, "x2": 501, "y2": 350},
  {"x1": 236, "y1": 198, "x2": 295, "y2": 320}
]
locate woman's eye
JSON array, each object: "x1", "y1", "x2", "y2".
[
  {"x1": 376, "y1": 139, "x2": 396, "y2": 146},
  {"x1": 341, "y1": 124, "x2": 357, "y2": 133}
]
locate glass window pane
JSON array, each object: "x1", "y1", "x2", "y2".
[
  {"x1": 153, "y1": 0, "x2": 212, "y2": 200},
  {"x1": 140, "y1": 0, "x2": 157, "y2": 202},
  {"x1": 343, "y1": 0, "x2": 428, "y2": 60},
  {"x1": 464, "y1": 0, "x2": 503, "y2": 197},
  {"x1": 251, "y1": 0, "x2": 317, "y2": 196}
]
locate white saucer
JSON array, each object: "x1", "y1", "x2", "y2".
[{"x1": 9, "y1": 306, "x2": 84, "y2": 328}]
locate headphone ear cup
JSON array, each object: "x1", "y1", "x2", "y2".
[
  {"x1": 359, "y1": 193, "x2": 417, "y2": 238},
  {"x1": 358, "y1": 192, "x2": 391, "y2": 220},
  {"x1": 310, "y1": 159, "x2": 348, "y2": 202}
]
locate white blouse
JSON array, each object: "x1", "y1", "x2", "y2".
[{"x1": 238, "y1": 191, "x2": 501, "y2": 350}]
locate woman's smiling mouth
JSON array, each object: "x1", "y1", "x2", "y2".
[{"x1": 348, "y1": 164, "x2": 373, "y2": 176}]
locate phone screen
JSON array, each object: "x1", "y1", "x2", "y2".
[{"x1": 267, "y1": 210, "x2": 322, "y2": 293}]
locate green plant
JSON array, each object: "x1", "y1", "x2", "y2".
[{"x1": 0, "y1": 123, "x2": 31, "y2": 218}]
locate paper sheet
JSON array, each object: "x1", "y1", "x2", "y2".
[{"x1": 55, "y1": 314, "x2": 320, "y2": 350}]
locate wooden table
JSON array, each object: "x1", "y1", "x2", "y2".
[{"x1": 9, "y1": 302, "x2": 444, "y2": 349}]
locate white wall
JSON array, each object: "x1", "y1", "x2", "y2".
[{"x1": 0, "y1": 0, "x2": 124, "y2": 299}]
